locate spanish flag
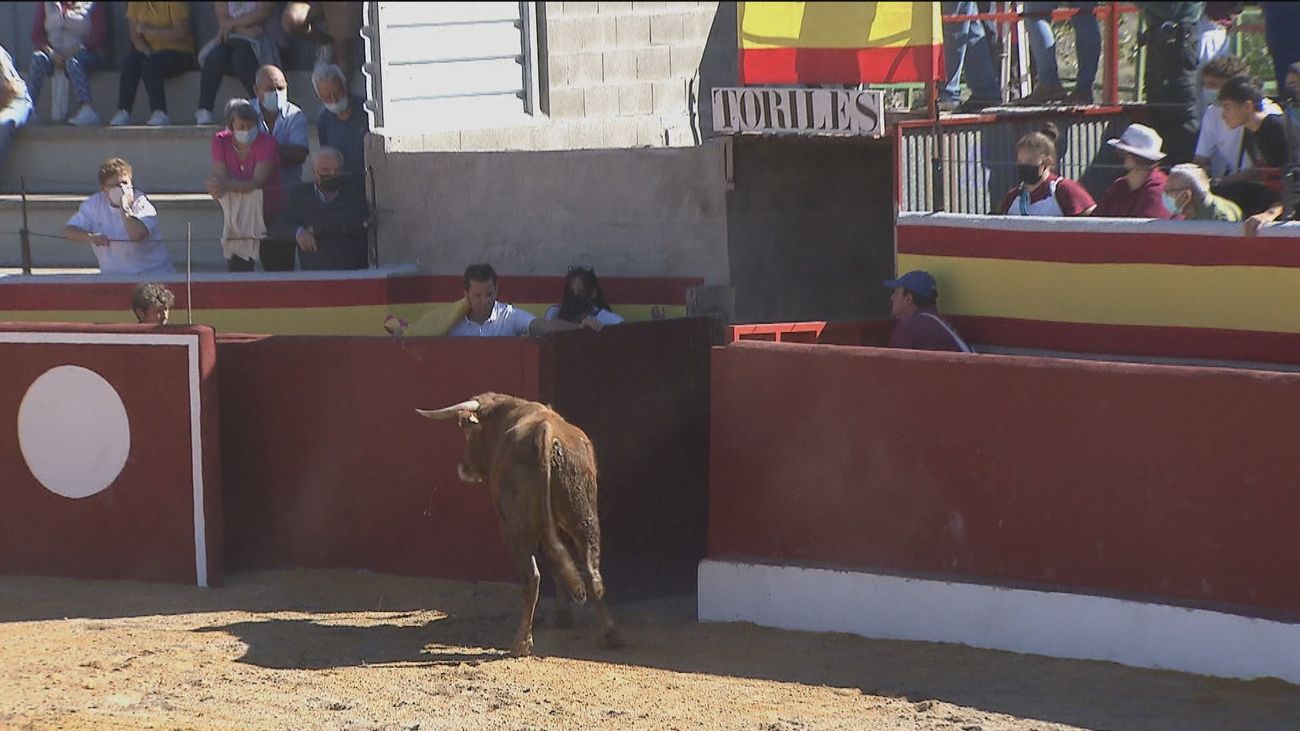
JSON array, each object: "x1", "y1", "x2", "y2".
[{"x1": 738, "y1": 2, "x2": 944, "y2": 85}]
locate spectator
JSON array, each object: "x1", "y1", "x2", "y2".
[
  {"x1": 1197, "y1": 3, "x2": 1239, "y2": 68},
  {"x1": 282, "y1": 2, "x2": 362, "y2": 78},
  {"x1": 250, "y1": 64, "x2": 308, "y2": 184},
  {"x1": 64, "y1": 157, "x2": 174, "y2": 276},
  {"x1": 195, "y1": 1, "x2": 283, "y2": 126},
  {"x1": 1164, "y1": 163, "x2": 1241, "y2": 221},
  {"x1": 997, "y1": 123, "x2": 1096, "y2": 216},
  {"x1": 274, "y1": 147, "x2": 369, "y2": 270},
  {"x1": 0, "y1": 46, "x2": 32, "y2": 172},
  {"x1": 111, "y1": 2, "x2": 197, "y2": 127},
  {"x1": 1194, "y1": 55, "x2": 1282, "y2": 177},
  {"x1": 939, "y1": 2, "x2": 1000, "y2": 113},
  {"x1": 1094, "y1": 124, "x2": 1173, "y2": 218},
  {"x1": 1018, "y1": 2, "x2": 1100, "y2": 105},
  {"x1": 131, "y1": 282, "x2": 174, "y2": 324},
  {"x1": 1243, "y1": 64, "x2": 1300, "y2": 236},
  {"x1": 1141, "y1": 3, "x2": 1205, "y2": 164},
  {"x1": 1262, "y1": 3, "x2": 1300, "y2": 102},
  {"x1": 883, "y1": 270, "x2": 973, "y2": 353},
  {"x1": 207, "y1": 98, "x2": 286, "y2": 271},
  {"x1": 27, "y1": 1, "x2": 108, "y2": 126},
  {"x1": 1212, "y1": 75, "x2": 1287, "y2": 217},
  {"x1": 545, "y1": 266, "x2": 626, "y2": 326},
  {"x1": 450, "y1": 264, "x2": 603, "y2": 337},
  {"x1": 313, "y1": 63, "x2": 368, "y2": 175}
]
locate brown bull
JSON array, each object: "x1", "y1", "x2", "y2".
[{"x1": 416, "y1": 393, "x2": 620, "y2": 657}]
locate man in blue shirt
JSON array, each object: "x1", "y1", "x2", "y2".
[
  {"x1": 313, "y1": 63, "x2": 368, "y2": 177},
  {"x1": 250, "y1": 64, "x2": 309, "y2": 185}
]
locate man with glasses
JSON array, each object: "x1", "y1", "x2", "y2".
[{"x1": 1164, "y1": 163, "x2": 1241, "y2": 221}]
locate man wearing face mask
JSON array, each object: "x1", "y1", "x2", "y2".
[
  {"x1": 313, "y1": 63, "x2": 367, "y2": 177},
  {"x1": 273, "y1": 146, "x2": 368, "y2": 270},
  {"x1": 1163, "y1": 163, "x2": 1240, "y2": 221},
  {"x1": 64, "y1": 157, "x2": 173, "y2": 275},
  {"x1": 250, "y1": 65, "x2": 308, "y2": 185},
  {"x1": 1094, "y1": 124, "x2": 1174, "y2": 219}
]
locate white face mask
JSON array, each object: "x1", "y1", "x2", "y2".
[
  {"x1": 107, "y1": 184, "x2": 131, "y2": 207},
  {"x1": 261, "y1": 89, "x2": 287, "y2": 113},
  {"x1": 1201, "y1": 87, "x2": 1220, "y2": 109},
  {"x1": 324, "y1": 97, "x2": 349, "y2": 115},
  {"x1": 234, "y1": 128, "x2": 259, "y2": 146}
]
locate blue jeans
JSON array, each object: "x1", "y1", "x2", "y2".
[
  {"x1": 27, "y1": 49, "x2": 103, "y2": 106},
  {"x1": 1025, "y1": 2, "x2": 1100, "y2": 88},
  {"x1": 942, "y1": 2, "x2": 999, "y2": 102},
  {"x1": 1264, "y1": 3, "x2": 1300, "y2": 100}
]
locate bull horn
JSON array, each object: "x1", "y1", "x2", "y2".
[{"x1": 415, "y1": 399, "x2": 481, "y2": 420}]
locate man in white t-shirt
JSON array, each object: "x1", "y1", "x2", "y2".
[
  {"x1": 64, "y1": 158, "x2": 174, "y2": 276},
  {"x1": 449, "y1": 264, "x2": 603, "y2": 337},
  {"x1": 1194, "y1": 55, "x2": 1283, "y2": 178}
]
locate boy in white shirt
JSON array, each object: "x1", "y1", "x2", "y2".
[{"x1": 64, "y1": 158, "x2": 173, "y2": 275}]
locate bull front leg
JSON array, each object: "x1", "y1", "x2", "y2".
[{"x1": 511, "y1": 553, "x2": 541, "y2": 657}]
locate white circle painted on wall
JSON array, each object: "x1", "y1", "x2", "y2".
[{"x1": 18, "y1": 365, "x2": 131, "y2": 499}]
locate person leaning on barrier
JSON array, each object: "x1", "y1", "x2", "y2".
[
  {"x1": 545, "y1": 266, "x2": 625, "y2": 327},
  {"x1": 1094, "y1": 124, "x2": 1173, "y2": 219},
  {"x1": 1164, "y1": 163, "x2": 1240, "y2": 221},
  {"x1": 1212, "y1": 75, "x2": 1287, "y2": 218},
  {"x1": 998, "y1": 123, "x2": 1096, "y2": 216},
  {"x1": 208, "y1": 98, "x2": 288, "y2": 272},
  {"x1": 131, "y1": 282, "x2": 173, "y2": 324},
  {"x1": 450, "y1": 264, "x2": 603, "y2": 337},
  {"x1": 1193, "y1": 55, "x2": 1282, "y2": 178},
  {"x1": 273, "y1": 147, "x2": 368, "y2": 270},
  {"x1": 64, "y1": 157, "x2": 174, "y2": 276},
  {"x1": 883, "y1": 270, "x2": 973, "y2": 354},
  {"x1": 1244, "y1": 63, "x2": 1300, "y2": 237}
]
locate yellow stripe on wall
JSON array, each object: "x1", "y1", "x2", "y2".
[
  {"x1": 900, "y1": 254, "x2": 1300, "y2": 335},
  {"x1": 739, "y1": 1, "x2": 940, "y2": 50}
]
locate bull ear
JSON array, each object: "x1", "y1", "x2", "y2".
[{"x1": 458, "y1": 412, "x2": 480, "y2": 428}]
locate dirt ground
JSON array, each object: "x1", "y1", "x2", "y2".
[{"x1": 1, "y1": 570, "x2": 1298, "y2": 731}]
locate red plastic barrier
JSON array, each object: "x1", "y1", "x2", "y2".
[
  {"x1": 729, "y1": 320, "x2": 894, "y2": 346},
  {"x1": 710, "y1": 341, "x2": 1300, "y2": 616},
  {"x1": 0, "y1": 324, "x2": 223, "y2": 586}
]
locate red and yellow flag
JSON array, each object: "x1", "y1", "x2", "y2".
[{"x1": 738, "y1": 2, "x2": 943, "y2": 85}]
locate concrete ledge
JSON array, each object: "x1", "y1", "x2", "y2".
[{"x1": 698, "y1": 558, "x2": 1300, "y2": 685}]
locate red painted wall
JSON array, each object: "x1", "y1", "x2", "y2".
[
  {"x1": 709, "y1": 342, "x2": 1300, "y2": 615},
  {"x1": 0, "y1": 324, "x2": 222, "y2": 585},
  {"x1": 216, "y1": 336, "x2": 538, "y2": 582}
]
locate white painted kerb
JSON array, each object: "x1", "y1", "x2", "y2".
[{"x1": 699, "y1": 559, "x2": 1300, "y2": 685}]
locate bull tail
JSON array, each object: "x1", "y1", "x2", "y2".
[{"x1": 540, "y1": 422, "x2": 588, "y2": 605}]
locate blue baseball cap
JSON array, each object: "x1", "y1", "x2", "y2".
[{"x1": 883, "y1": 270, "x2": 938, "y2": 299}]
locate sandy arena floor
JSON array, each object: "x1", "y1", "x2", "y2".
[{"x1": 1, "y1": 569, "x2": 1297, "y2": 731}]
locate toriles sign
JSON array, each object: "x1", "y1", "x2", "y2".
[{"x1": 711, "y1": 87, "x2": 884, "y2": 137}]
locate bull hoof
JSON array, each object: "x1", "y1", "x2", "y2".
[
  {"x1": 511, "y1": 638, "x2": 534, "y2": 657},
  {"x1": 554, "y1": 607, "x2": 576, "y2": 629},
  {"x1": 600, "y1": 628, "x2": 626, "y2": 649}
]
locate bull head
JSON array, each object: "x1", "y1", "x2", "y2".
[{"x1": 416, "y1": 398, "x2": 487, "y2": 483}]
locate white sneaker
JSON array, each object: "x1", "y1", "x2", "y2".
[
  {"x1": 68, "y1": 106, "x2": 100, "y2": 126},
  {"x1": 146, "y1": 110, "x2": 170, "y2": 126},
  {"x1": 195, "y1": 108, "x2": 214, "y2": 125},
  {"x1": 109, "y1": 109, "x2": 131, "y2": 126}
]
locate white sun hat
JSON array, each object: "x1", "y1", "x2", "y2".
[{"x1": 1106, "y1": 123, "x2": 1166, "y2": 161}]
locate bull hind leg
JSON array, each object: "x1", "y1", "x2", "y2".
[
  {"x1": 578, "y1": 539, "x2": 623, "y2": 649},
  {"x1": 549, "y1": 560, "x2": 576, "y2": 629},
  {"x1": 509, "y1": 552, "x2": 542, "y2": 657}
]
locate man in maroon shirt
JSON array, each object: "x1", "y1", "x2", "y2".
[
  {"x1": 884, "y1": 270, "x2": 973, "y2": 353},
  {"x1": 1094, "y1": 123, "x2": 1173, "y2": 219}
]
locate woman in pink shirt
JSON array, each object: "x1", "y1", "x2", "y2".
[{"x1": 206, "y1": 98, "x2": 285, "y2": 271}]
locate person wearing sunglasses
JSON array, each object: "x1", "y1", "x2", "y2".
[{"x1": 545, "y1": 266, "x2": 625, "y2": 327}]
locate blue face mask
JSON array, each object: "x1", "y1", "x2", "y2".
[{"x1": 1162, "y1": 191, "x2": 1183, "y2": 215}]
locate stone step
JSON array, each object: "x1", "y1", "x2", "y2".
[
  {"x1": 0, "y1": 192, "x2": 228, "y2": 271},
  {"x1": 27, "y1": 70, "x2": 333, "y2": 129},
  {"x1": 1, "y1": 123, "x2": 318, "y2": 194}
]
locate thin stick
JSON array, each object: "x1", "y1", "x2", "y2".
[{"x1": 186, "y1": 222, "x2": 194, "y2": 325}]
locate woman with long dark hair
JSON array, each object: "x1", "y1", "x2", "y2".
[{"x1": 546, "y1": 266, "x2": 625, "y2": 326}]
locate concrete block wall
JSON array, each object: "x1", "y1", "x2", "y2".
[{"x1": 378, "y1": 1, "x2": 738, "y2": 153}]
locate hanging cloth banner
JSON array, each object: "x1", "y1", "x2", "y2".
[{"x1": 738, "y1": 1, "x2": 944, "y2": 85}]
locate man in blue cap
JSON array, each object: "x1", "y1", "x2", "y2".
[{"x1": 883, "y1": 270, "x2": 973, "y2": 353}]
